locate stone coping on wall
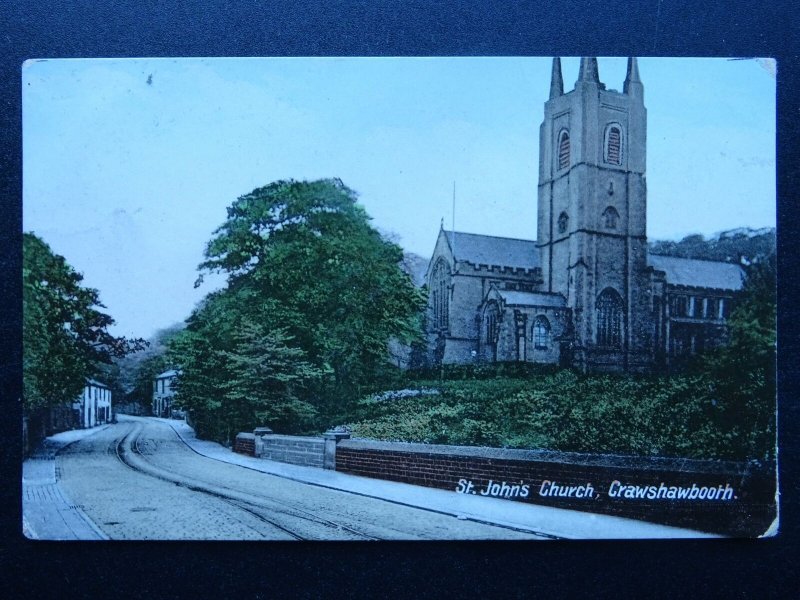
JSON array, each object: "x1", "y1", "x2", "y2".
[
  {"x1": 261, "y1": 434, "x2": 324, "y2": 444},
  {"x1": 338, "y1": 438, "x2": 769, "y2": 476}
]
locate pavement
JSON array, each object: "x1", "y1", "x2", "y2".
[
  {"x1": 153, "y1": 417, "x2": 719, "y2": 539},
  {"x1": 22, "y1": 426, "x2": 112, "y2": 540}
]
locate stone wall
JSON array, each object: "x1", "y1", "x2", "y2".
[
  {"x1": 234, "y1": 432, "x2": 325, "y2": 468},
  {"x1": 335, "y1": 439, "x2": 776, "y2": 537},
  {"x1": 258, "y1": 435, "x2": 325, "y2": 468}
]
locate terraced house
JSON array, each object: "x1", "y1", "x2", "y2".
[{"x1": 425, "y1": 57, "x2": 744, "y2": 373}]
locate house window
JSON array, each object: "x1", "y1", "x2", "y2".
[
  {"x1": 706, "y1": 298, "x2": 718, "y2": 319},
  {"x1": 431, "y1": 259, "x2": 450, "y2": 329},
  {"x1": 557, "y1": 130, "x2": 570, "y2": 170},
  {"x1": 605, "y1": 124, "x2": 622, "y2": 165},
  {"x1": 532, "y1": 316, "x2": 551, "y2": 349},
  {"x1": 602, "y1": 206, "x2": 619, "y2": 229},
  {"x1": 691, "y1": 297, "x2": 701, "y2": 318},
  {"x1": 596, "y1": 288, "x2": 623, "y2": 348},
  {"x1": 558, "y1": 211, "x2": 569, "y2": 234},
  {"x1": 675, "y1": 295, "x2": 688, "y2": 317}
]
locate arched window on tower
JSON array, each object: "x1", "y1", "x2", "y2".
[
  {"x1": 602, "y1": 206, "x2": 620, "y2": 229},
  {"x1": 532, "y1": 315, "x2": 551, "y2": 349},
  {"x1": 431, "y1": 259, "x2": 450, "y2": 329},
  {"x1": 557, "y1": 211, "x2": 569, "y2": 234},
  {"x1": 596, "y1": 288, "x2": 623, "y2": 348},
  {"x1": 557, "y1": 130, "x2": 570, "y2": 170},
  {"x1": 604, "y1": 124, "x2": 622, "y2": 165}
]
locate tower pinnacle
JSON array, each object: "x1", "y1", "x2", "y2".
[
  {"x1": 577, "y1": 57, "x2": 600, "y2": 85},
  {"x1": 624, "y1": 57, "x2": 643, "y2": 98},
  {"x1": 549, "y1": 57, "x2": 564, "y2": 99}
]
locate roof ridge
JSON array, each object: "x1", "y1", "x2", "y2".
[
  {"x1": 445, "y1": 230, "x2": 537, "y2": 244},
  {"x1": 649, "y1": 253, "x2": 743, "y2": 267}
]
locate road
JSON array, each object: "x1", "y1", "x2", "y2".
[{"x1": 45, "y1": 416, "x2": 549, "y2": 540}]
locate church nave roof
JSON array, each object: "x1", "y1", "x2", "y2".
[
  {"x1": 649, "y1": 254, "x2": 745, "y2": 291},
  {"x1": 443, "y1": 230, "x2": 539, "y2": 271}
]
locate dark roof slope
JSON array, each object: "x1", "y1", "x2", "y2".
[
  {"x1": 444, "y1": 230, "x2": 539, "y2": 270},
  {"x1": 156, "y1": 369, "x2": 180, "y2": 379},
  {"x1": 497, "y1": 290, "x2": 566, "y2": 307},
  {"x1": 649, "y1": 254, "x2": 744, "y2": 291}
]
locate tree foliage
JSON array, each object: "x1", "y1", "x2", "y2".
[
  {"x1": 118, "y1": 324, "x2": 185, "y2": 409},
  {"x1": 23, "y1": 233, "x2": 147, "y2": 410},
  {"x1": 649, "y1": 227, "x2": 775, "y2": 264},
  {"x1": 169, "y1": 179, "x2": 426, "y2": 441},
  {"x1": 695, "y1": 251, "x2": 777, "y2": 461}
]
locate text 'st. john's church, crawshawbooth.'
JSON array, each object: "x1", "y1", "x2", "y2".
[{"x1": 424, "y1": 58, "x2": 744, "y2": 373}]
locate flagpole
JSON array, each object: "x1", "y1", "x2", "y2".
[{"x1": 451, "y1": 181, "x2": 456, "y2": 260}]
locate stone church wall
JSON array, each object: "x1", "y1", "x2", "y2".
[{"x1": 491, "y1": 305, "x2": 567, "y2": 364}]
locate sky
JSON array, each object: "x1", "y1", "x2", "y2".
[{"x1": 22, "y1": 57, "x2": 776, "y2": 340}]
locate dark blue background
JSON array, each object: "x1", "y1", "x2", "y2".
[{"x1": 2, "y1": 1, "x2": 797, "y2": 597}]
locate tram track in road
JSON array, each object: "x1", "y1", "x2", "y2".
[
  {"x1": 112, "y1": 421, "x2": 380, "y2": 540},
  {"x1": 155, "y1": 418, "x2": 563, "y2": 540},
  {"x1": 113, "y1": 418, "x2": 559, "y2": 540}
]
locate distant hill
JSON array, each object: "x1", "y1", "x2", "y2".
[
  {"x1": 649, "y1": 227, "x2": 775, "y2": 264},
  {"x1": 400, "y1": 252, "x2": 429, "y2": 287}
]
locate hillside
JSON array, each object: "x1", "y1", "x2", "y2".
[{"x1": 649, "y1": 227, "x2": 775, "y2": 263}]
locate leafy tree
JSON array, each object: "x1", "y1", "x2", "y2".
[
  {"x1": 649, "y1": 227, "x2": 776, "y2": 264},
  {"x1": 23, "y1": 233, "x2": 147, "y2": 411},
  {"x1": 219, "y1": 320, "x2": 322, "y2": 434},
  {"x1": 172, "y1": 179, "x2": 426, "y2": 440},
  {"x1": 699, "y1": 251, "x2": 777, "y2": 460}
]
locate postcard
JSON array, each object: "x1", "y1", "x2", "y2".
[{"x1": 22, "y1": 57, "x2": 777, "y2": 540}]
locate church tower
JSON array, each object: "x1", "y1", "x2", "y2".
[{"x1": 537, "y1": 57, "x2": 653, "y2": 372}]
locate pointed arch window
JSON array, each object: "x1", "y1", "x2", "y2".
[
  {"x1": 604, "y1": 124, "x2": 622, "y2": 165},
  {"x1": 596, "y1": 288, "x2": 623, "y2": 348},
  {"x1": 557, "y1": 130, "x2": 570, "y2": 170},
  {"x1": 557, "y1": 211, "x2": 569, "y2": 234},
  {"x1": 602, "y1": 206, "x2": 619, "y2": 229},
  {"x1": 431, "y1": 259, "x2": 450, "y2": 329},
  {"x1": 532, "y1": 315, "x2": 551, "y2": 349},
  {"x1": 484, "y1": 303, "x2": 499, "y2": 345}
]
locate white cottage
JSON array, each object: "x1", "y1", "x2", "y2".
[
  {"x1": 73, "y1": 379, "x2": 112, "y2": 428},
  {"x1": 153, "y1": 369, "x2": 179, "y2": 417}
]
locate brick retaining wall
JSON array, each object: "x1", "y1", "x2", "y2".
[
  {"x1": 234, "y1": 433, "x2": 256, "y2": 455},
  {"x1": 335, "y1": 439, "x2": 776, "y2": 537}
]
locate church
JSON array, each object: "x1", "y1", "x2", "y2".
[{"x1": 424, "y1": 58, "x2": 745, "y2": 373}]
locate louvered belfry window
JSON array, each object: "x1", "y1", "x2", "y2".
[
  {"x1": 606, "y1": 125, "x2": 621, "y2": 165},
  {"x1": 558, "y1": 130, "x2": 570, "y2": 170}
]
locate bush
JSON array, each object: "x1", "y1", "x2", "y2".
[{"x1": 345, "y1": 371, "x2": 774, "y2": 461}]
